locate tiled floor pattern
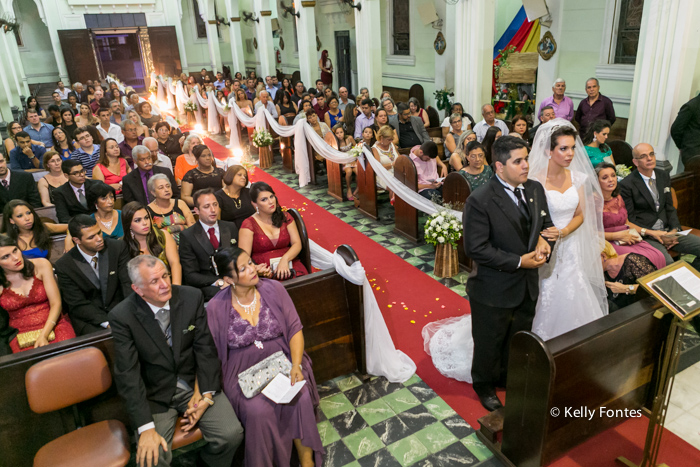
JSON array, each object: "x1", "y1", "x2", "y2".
[{"x1": 207, "y1": 135, "x2": 700, "y2": 462}]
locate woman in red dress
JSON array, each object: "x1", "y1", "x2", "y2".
[
  {"x1": 0, "y1": 235, "x2": 75, "y2": 353},
  {"x1": 318, "y1": 50, "x2": 333, "y2": 88},
  {"x1": 238, "y1": 182, "x2": 308, "y2": 281}
]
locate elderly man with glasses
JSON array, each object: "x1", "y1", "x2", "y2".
[{"x1": 473, "y1": 104, "x2": 509, "y2": 142}]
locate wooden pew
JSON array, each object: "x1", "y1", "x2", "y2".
[
  {"x1": 392, "y1": 154, "x2": 420, "y2": 242},
  {"x1": 479, "y1": 297, "x2": 672, "y2": 467},
  {"x1": 355, "y1": 152, "x2": 379, "y2": 220},
  {"x1": 0, "y1": 245, "x2": 366, "y2": 466},
  {"x1": 323, "y1": 132, "x2": 344, "y2": 201},
  {"x1": 287, "y1": 208, "x2": 312, "y2": 274},
  {"x1": 671, "y1": 170, "x2": 700, "y2": 228},
  {"x1": 442, "y1": 172, "x2": 473, "y2": 271},
  {"x1": 279, "y1": 116, "x2": 294, "y2": 173},
  {"x1": 306, "y1": 139, "x2": 317, "y2": 186}
]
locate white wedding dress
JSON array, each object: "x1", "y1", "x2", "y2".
[{"x1": 422, "y1": 171, "x2": 607, "y2": 383}]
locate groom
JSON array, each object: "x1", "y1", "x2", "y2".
[{"x1": 463, "y1": 136, "x2": 556, "y2": 411}]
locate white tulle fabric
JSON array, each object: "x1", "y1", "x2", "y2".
[
  {"x1": 422, "y1": 315, "x2": 474, "y2": 382},
  {"x1": 309, "y1": 240, "x2": 416, "y2": 382}
]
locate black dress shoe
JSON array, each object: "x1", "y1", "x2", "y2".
[{"x1": 478, "y1": 393, "x2": 504, "y2": 412}]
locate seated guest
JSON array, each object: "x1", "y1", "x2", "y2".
[
  {"x1": 306, "y1": 109, "x2": 331, "y2": 139},
  {"x1": 1, "y1": 200, "x2": 67, "y2": 259},
  {"x1": 408, "y1": 97, "x2": 430, "y2": 127},
  {"x1": 371, "y1": 125, "x2": 399, "y2": 190},
  {"x1": 144, "y1": 137, "x2": 174, "y2": 173},
  {"x1": 342, "y1": 103, "x2": 357, "y2": 136},
  {"x1": 89, "y1": 88, "x2": 106, "y2": 114},
  {"x1": 38, "y1": 151, "x2": 69, "y2": 206},
  {"x1": 75, "y1": 103, "x2": 98, "y2": 127},
  {"x1": 96, "y1": 107, "x2": 124, "y2": 144},
  {"x1": 66, "y1": 93, "x2": 79, "y2": 114},
  {"x1": 52, "y1": 127, "x2": 78, "y2": 161},
  {"x1": 575, "y1": 78, "x2": 616, "y2": 136},
  {"x1": 254, "y1": 90, "x2": 278, "y2": 118},
  {"x1": 54, "y1": 160, "x2": 105, "y2": 223},
  {"x1": 354, "y1": 98, "x2": 375, "y2": 139},
  {"x1": 207, "y1": 247, "x2": 323, "y2": 467},
  {"x1": 109, "y1": 256, "x2": 243, "y2": 467},
  {"x1": 459, "y1": 141, "x2": 494, "y2": 190},
  {"x1": 338, "y1": 86, "x2": 354, "y2": 112},
  {"x1": 239, "y1": 182, "x2": 308, "y2": 280},
  {"x1": 55, "y1": 215, "x2": 131, "y2": 335},
  {"x1": 9, "y1": 131, "x2": 45, "y2": 170},
  {"x1": 55, "y1": 81, "x2": 70, "y2": 100},
  {"x1": 4, "y1": 121, "x2": 43, "y2": 155},
  {"x1": 293, "y1": 100, "x2": 313, "y2": 124},
  {"x1": 147, "y1": 174, "x2": 195, "y2": 244},
  {"x1": 361, "y1": 126, "x2": 377, "y2": 150},
  {"x1": 60, "y1": 109, "x2": 78, "y2": 139},
  {"x1": 601, "y1": 241, "x2": 656, "y2": 311},
  {"x1": 215, "y1": 166, "x2": 255, "y2": 229},
  {"x1": 87, "y1": 183, "x2": 123, "y2": 240},
  {"x1": 473, "y1": 104, "x2": 509, "y2": 142},
  {"x1": 441, "y1": 102, "x2": 475, "y2": 137},
  {"x1": 235, "y1": 88, "x2": 255, "y2": 116},
  {"x1": 122, "y1": 145, "x2": 179, "y2": 206},
  {"x1": 538, "y1": 79, "x2": 574, "y2": 121},
  {"x1": 109, "y1": 100, "x2": 126, "y2": 125},
  {"x1": 25, "y1": 96, "x2": 47, "y2": 121},
  {"x1": 127, "y1": 110, "x2": 150, "y2": 137},
  {"x1": 0, "y1": 235, "x2": 75, "y2": 353},
  {"x1": 275, "y1": 90, "x2": 298, "y2": 125},
  {"x1": 25, "y1": 110, "x2": 55, "y2": 149},
  {"x1": 382, "y1": 97, "x2": 398, "y2": 117},
  {"x1": 0, "y1": 154, "x2": 42, "y2": 213},
  {"x1": 482, "y1": 126, "x2": 502, "y2": 165},
  {"x1": 118, "y1": 119, "x2": 145, "y2": 167},
  {"x1": 389, "y1": 103, "x2": 431, "y2": 148},
  {"x1": 154, "y1": 122, "x2": 183, "y2": 164},
  {"x1": 121, "y1": 202, "x2": 181, "y2": 285},
  {"x1": 71, "y1": 127, "x2": 101, "y2": 177},
  {"x1": 44, "y1": 105, "x2": 64, "y2": 127},
  {"x1": 124, "y1": 92, "x2": 141, "y2": 113},
  {"x1": 530, "y1": 105, "x2": 556, "y2": 141},
  {"x1": 179, "y1": 189, "x2": 239, "y2": 300},
  {"x1": 333, "y1": 125, "x2": 359, "y2": 200},
  {"x1": 92, "y1": 138, "x2": 131, "y2": 193},
  {"x1": 175, "y1": 134, "x2": 203, "y2": 185},
  {"x1": 324, "y1": 96, "x2": 343, "y2": 129},
  {"x1": 410, "y1": 141, "x2": 447, "y2": 201},
  {"x1": 313, "y1": 93, "x2": 329, "y2": 120},
  {"x1": 181, "y1": 145, "x2": 225, "y2": 207},
  {"x1": 444, "y1": 113, "x2": 464, "y2": 160},
  {"x1": 583, "y1": 120, "x2": 613, "y2": 166},
  {"x1": 138, "y1": 102, "x2": 162, "y2": 130},
  {"x1": 596, "y1": 162, "x2": 666, "y2": 270},
  {"x1": 449, "y1": 130, "x2": 477, "y2": 171},
  {"x1": 510, "y1": 114, "x2": 531, "y2": 145},
  {"x1": 619, "y1": 145, "x2": 700, "y2": 271},
  {"x1": 370, "y1": 108, "x2": 398, "y2": 145}
]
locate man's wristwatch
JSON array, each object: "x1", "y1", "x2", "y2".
[
  {"x1": 215, "y1": 279, "x2": 224, "y2": 287},
  {"x1": 628, "y1": 285, "x2": 634, "y2": 294},
  {"x1": 641, "y1": 228, "x2": 647, "y2": 237},
  {"x1": 202, "y1": 396, "x2": 215, "y2": 406}
]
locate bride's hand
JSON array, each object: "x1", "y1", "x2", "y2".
[{"x1": 540, "y1": 226, "x2": 560, "y2": 241}]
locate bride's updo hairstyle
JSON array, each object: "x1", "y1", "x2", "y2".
[{"x1": 550, "y1": 125, "x2": 578, "y2": 150}]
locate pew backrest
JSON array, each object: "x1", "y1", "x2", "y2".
[
  {"x1": 393, "y1": 154, "x2": 418, "y2": 192},
  {"x1": 287, "y1": 207, "x2": 312, "y2": 274},
  {"x1": 608, "y1": 140, "x2": 634, "y2": 169},
  {"x1": 442, "y1": 172, "x2": 471, "y2": 212}
]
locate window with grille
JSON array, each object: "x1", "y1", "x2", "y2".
[
  {"x1": 392, "y1": 0, "x2": 410, "y2": 56},
  {"x1": 193, "y1": 0, "x2": 221, "y2": 40},
  {"x1": 614, "y1": 0, "x2": 643, "y2": 64}
]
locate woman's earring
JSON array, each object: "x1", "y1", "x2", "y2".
[
  {"x1": 130, "y1": 231, "x2": 135, "y2": 239},
  {"x1": 255, "y1": 206, "x2": 259, "y2": 214}
]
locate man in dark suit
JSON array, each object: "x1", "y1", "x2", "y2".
[
  {"x1": 110, "y1": 255, "x2": 243, "y2": 467},
  {"x1": 389, "y1": 103, "x2": 431, "y2": 148},
  {"x1": 122, "y1": 145, "x2": 179, "y2": 205},
  {"x1": 55, "y1": 215, "x2": 132, "y2": 335},
  {"x1": 671, "y1": 94, "x2": 700, "y2": 166},
  {"x1": 179, "y1": 189, "x2": 239, "y2": 301},
  {"x1": 0, "y1": 153, "x2": 41, "y2": 213},
  {"x1": 463, "y1": 136, "x2": 555, "y2": 411},
  {"x1": 620, "y1": 143, "x2": 700, "y2": 271},
  {"x1": 53, "y1": 159, "x2": 106, "y2": 223}
]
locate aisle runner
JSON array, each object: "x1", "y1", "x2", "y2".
[{"x1": 204, "y1": 137, "x2": 700, "y2": 466}]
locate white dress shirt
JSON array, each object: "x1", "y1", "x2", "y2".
[
  {"x1": 154, "y1": 153, "x2": 173, "y2": 173},
  {"x1": 55, "y1": 88, "x2": 70, "y2": 100},
  {"x1": 473, "y1": 119, "x2": 510, "y2": 142},
  {"x1": 98, "y1": 122, "x2": 125, "y2": 143}
]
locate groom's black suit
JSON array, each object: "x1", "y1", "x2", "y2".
[{"x1": 463, "y1": 175, "x2": 555, "y2": 395}]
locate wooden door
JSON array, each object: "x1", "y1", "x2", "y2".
[
  {"x1": 147, "y1": 26, "x2": 182, "y2": 77},
  {"x1": 57, "y1": 30, "x2": 100, "y2": 84}
]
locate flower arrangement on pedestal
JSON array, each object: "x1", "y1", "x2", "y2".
[
  {"x1": 424, "y1": 210, "x2": 462, "y2": 277},
  {"x1": 252, "y1": 129, "x2": 274, "y2": 168}
]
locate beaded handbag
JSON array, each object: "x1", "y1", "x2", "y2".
[{"x1": 238, "y1": 350, "x2": 292, "y2": 398}]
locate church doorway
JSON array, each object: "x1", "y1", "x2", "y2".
[{"x1": 93, "y1": 32, "x2": 146, "y2": 92}]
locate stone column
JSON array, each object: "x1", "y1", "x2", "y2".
[
  {"x1": 353, "y1": 0, "x2": 382, "y2": 98},
  {"x1": 0, "y1": 49, "x2": 15, "y2": 120},
  {"x1": 626, "y1": 0, "x2": 700, "y2": 170},
  {"x1": 199, "y1": 0, "x2": 223, "y2": 72},
  {"x1": 225, "y1": 0, "x2": 246, "y2": 75},
  {"x1": 296, "y1": 1, "x2": 318, "y2": 88},
  {"x1": 453, "y1": 0, "x2": 495, "y2": 117},
  {"x1": 254, "y1": 0, "x2": 276, "y2": 78},
  {"x1": 0, "y1": 5, "x2": 29, "y2": 95},
  {"x1": 164, "y1": 0, "x2": 190, "y2": 73},
  {"x1": 33, "y1": 0, "x2": 69, "y2": 83}
]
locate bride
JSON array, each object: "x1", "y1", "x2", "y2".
[{"x1": 423, "y1": 119, "x2": 608, "y2": 382}]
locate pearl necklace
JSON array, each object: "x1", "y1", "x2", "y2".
[{"x1": 234, "y1": 291, "x2": 257, "y2": 315}]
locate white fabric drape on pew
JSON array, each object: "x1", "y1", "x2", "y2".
[{"x1": 309, "y1": 240, "x2": 416, "y2": 383}]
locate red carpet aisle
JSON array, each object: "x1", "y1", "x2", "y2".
[{"x1": 204, "y1": 137, "x2": 700, "y2": 466}]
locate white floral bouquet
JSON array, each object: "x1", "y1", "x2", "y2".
[
  {"x1": 347, "y1": 143, "x2": 364, "y2": 158},
  {"x1": 184, "y1": 101, "x2": 197, "y2": 112},
  {"x1": 424, "y1": 210, "x2": 462, "y2": 249},
  {"x1": 149, "y1": 85, "x2": 158, "y2": 94},
  {"x1": 252, "y1": 129, "x2": 274, "y2": 147},
  {"x1": 615, "y1": 164, "x2": 631, "y2": 178}
]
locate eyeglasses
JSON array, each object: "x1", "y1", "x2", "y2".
[
  {"x1": 69, "y1": 169, "x2": 86, "y2": 176},
  {"x1": 633, "y1": 152, "x2": 655, "y2": 160}
]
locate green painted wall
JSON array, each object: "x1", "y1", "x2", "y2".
[
  {"x1": 180, "y1": 0, "x2": 233, "y2": 72},
  {"x1": 15, "y1": 0, "x2": 59, "y2": 84}
]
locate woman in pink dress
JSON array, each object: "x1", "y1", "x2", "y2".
[
  {"x1": 238, "y1": 182, "x2": 308, "y2": 281},
  {"x1": 92, "y1": 138, "x2": 130, "y2": 194},
  {"x1": 0, "y1": 235, "x2": 75, "y2": 353}
]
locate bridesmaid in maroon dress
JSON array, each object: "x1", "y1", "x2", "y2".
[
  {"x1": 239, "y1": 182, "x2": 308, "y2": 281},
  {"x1": 0, "y1": 235, "x2": 75, "y2": 353}
]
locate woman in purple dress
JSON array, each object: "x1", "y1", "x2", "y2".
[{"x1": 207, "y1": 247, "x2": 323, "y2": 467}]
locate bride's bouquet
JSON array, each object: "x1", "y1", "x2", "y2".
[{"x1": 424, "y1": 211, "x2": 462, "y2": 249}]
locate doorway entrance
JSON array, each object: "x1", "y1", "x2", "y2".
[
  {"x1": 93, "y1": 33, "x2": 146, "y2": 92},
  {"x1": 335, "y1": 31, "x2": 352, "y2": 93}
]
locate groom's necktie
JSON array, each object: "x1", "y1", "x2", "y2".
[{"x1": 508, "y1": 186, "x2": 532, "y2": 234}]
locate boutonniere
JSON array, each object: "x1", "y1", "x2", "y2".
[
  {"x1": 540, "y1": 210, "x2": 547, "y2": 217},
  {"x1": 664, "y1": 187, "x2": 670, "y2": 193},
  {"x1": 230, "y1": 239, "x2": 237, "y2": 245},
  {"x1": 529, "y1": 198, "x2": 533, "y2": 203},
  {"x1": 183, "y1": 325, "x2": 195, "y2": 334},
  {"x1": 109, "y1": 271, "x2": 115, "y2": 275}
]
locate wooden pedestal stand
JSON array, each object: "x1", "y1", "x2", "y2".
[
  {"x1": 434, "y1": 244, "x2": 459, "y2": 277},
  {"x1": 258, "y1": 146, "x2": 273, "y2": 169}
]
